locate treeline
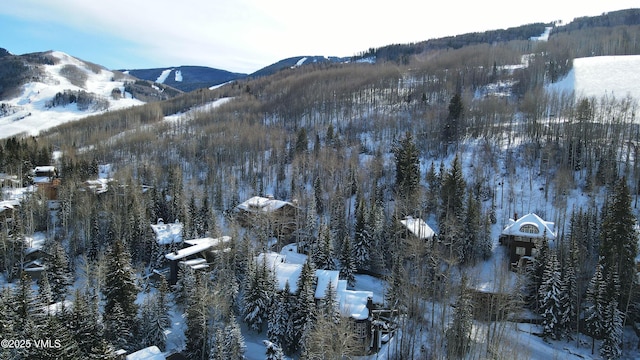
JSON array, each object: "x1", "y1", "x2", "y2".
[{"x1": 356, "y1": 22, "x2": 550, "y2": 63}]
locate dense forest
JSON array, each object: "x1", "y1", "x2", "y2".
[{"x1": 2, "y1": 10, "x2": 640, "y2": 359}]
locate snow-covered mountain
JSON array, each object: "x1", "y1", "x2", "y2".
[
  {"x1": 123, "y1": 65, "x2": 246, "y2": 92},
  {"x1": 0, "y1": 50, "x2": 179, "y2": 138}
]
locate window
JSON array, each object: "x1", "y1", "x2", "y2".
[
  {"x1": 515, "y1": 246, "x2": 526, "y2": 256},
  {"x1": 519, "y1": 224, "x2": 539, "y2": 234}
]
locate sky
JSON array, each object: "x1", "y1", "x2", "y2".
[{"x1": 1, "y1": 1, "x2": 638, "y2": 74}]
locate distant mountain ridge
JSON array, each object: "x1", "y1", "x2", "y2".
[
  {"x1": 123, "y1": 56, "x2": 351, "y2": 91},
  {"x1": 123, "y1": 66, "x2": 247, "y2": 92}
]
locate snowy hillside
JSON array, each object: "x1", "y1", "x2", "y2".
[
  {"x1": 548, "y1": 55, "x2": 640, "y2": 101},
  {"x1": 0, "y1": 51, "x2": 145, "y2": 138}
]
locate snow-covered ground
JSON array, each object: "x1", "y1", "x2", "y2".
[
  {"x1": 548, "y1": 55, "x2": 640, "y2": 102},
  {"x1": 0, "y1": 51, "x2": 144, "y2": 138}
]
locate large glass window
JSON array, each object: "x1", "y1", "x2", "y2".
[{"x1": 519, "y1": 224, "x2": 539, "y2": 234}]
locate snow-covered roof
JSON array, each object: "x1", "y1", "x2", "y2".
[
  {"x1": 501, "y1": 213, "x2": 556, "y2": 240},
  {"x1": 337, "y1": 280, "x2": 373, "y2": 320},
  {"x1": 0, "y1": 199, "x2": 20, "y2": 214},
  {"x1": 151, "y1": 219, "x2": 184, "y2": 245},
  {"x1": 400, "y1": 216, "x2": 435, "y2": 239},
  {"x1": 315, "y1": 270, "x2": 339, "y2": 299},
  {"x1": 84, "y1": 178, "x2": 111, "y2": 194},
  {"x1": 125, "y1": 346, "x2": 165, "y2": 360},
  {"x1": 164, "y1": 236, "x2": 231, "y2": 261},
  {"x1": 236, "y1": 195, "x2": 296, "y2": 213},
  {"x1": 34, "y1": 166, "x2": 56, "y2": 173},
  {"x1": 275, "y1": 263, "x2": 303, "y2": 293}
]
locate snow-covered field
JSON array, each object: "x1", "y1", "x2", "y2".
[
  {"x1": 0, "y1": 51, "x2": 144, "y2": 138},
  {"x1": 548, "y1": 55, "x2": 640, "y2": 102}
]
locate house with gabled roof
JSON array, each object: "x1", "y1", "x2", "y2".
[
  {"x1": 257, "y1": 250, "x2": 385, "y2": 355},
  {"x1": 499, "y1": 213, "x2": 557, "y2": 269},
  {"x1": 236, "y1": 195, "x2": 299, "y2": 239},
  {"x1": 400, "y1": 216, "x2": 436, "y2": 240}
]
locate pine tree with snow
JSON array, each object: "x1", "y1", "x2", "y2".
[
  {"x1": 314, "y1": 222, "x2": 336, "y2": 270},
  {"x1": 600, "y1": 177, "x2": 638, "y2": 310},
  {"x1": 103, "y1": 239, "x2": 138, "y2": 350},
  {"x1": 463, "y1": 191, "x2": 480, "y2": 265},
  {"x1": 104, "y1": 302, "x2": 132, "y2": 351},
  {"x1": 385, "y1": 251, "x2": 407, "y2": 313},
  {"x1": 46, "y1": 240, "x2": 72, "y2": 302},
  {"x1": 70, "y1": 289, "x2": 103, "y2": 358},
  {"x1": 0, "y1": 287, "x2": 16, "y2": 360},
  {"x1": 40, "y1": 313, "x2": 82, "y2": 360},
  {"x1": 294, "y1": 260, "x2": 318, "y2": 353},
  {"x1": 585, "y1": 262, "x2": 606, "y2": 354},
  {"x1": 319, "y1": 280, "x2": 340, "y2": 324},
  {"x1": 268, "y1": 281, "x2": 296, "y2": 355},
  {"x1": 339, "y1": 235, "x2": 356, "y2": 287},
  {"x1": 185, "y1": 272, "x2": 211, "y2": 360},
  {"x1": 353, "y1": 194, "x2": 371, "y2": 271},
  {"x1": 138, "y1": 293, "x2": 167, "y2": 351},
  {"x1": 87, "y1": 338, "x2": 118, "y2": 360},
  {"x1": 209, "y1": 327, "x2": 226, "y2": 360},
  {"x1": 393, "y1": 131, "x2": 420, "y2": 212},
  {"x1": 559, "y1": 250, "x2": 578, "y2": 338},
  {"x1": 223, "y1": 317, "x2": 246, "y2": 360},
  {"x1": 600, "y1": 298, "x2": 624, "y2": 360},
  {"x1": 264, "y1": 340, "x2": 284, "y2": 360},
  {"x1": 446, "y1": 276, "x2": 474, "y2": 359},
  {"x1": 242, "y1": 258, "x2": 275, "y2": 333},
  {"x1": 38, "y1": 270, "x2": 54, "y2": 306},
  {"x1": 538, "y1": 251, "x2": 563, "y2": 340}
]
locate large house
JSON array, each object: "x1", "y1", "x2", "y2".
[
  {"x1": 32, "y1": 166, "x2": 60, "y2": 200},
  {"x1": 499, "y1": 213, "x2": 557, "y2": 269},
  {"x1": 258, "y1": 248, "x2": 391, "y2": 355},
  {"x1": 235, "y1": 195, "x2": 299, "y2": 239},
  {"x1": 164, "y1": 236, "x2": 231, "y2": 284}
]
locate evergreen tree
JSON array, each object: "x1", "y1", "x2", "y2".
[
  {"x1": 139, "y1": 294, "x2": 167, "y2": 351},
  {"x1": 538, "y1": 251, "x2": 563, "y2": 340},
  {"x1": 104, "y1": 302, "x2": 132, "y2": 350},
  {"x1": 314, "y1": 222, "x2": 336, "y2": 270},
  {"x1": 0, "y1": 286, "x2": 16, "y2": 360},
  {"x1": 46, "y1": 240, "x2": 72, "y2": 302},
  {"x1": 70, "y1": 289, "x2": 103, "y2": 358},
  {"x1": 184, "y1": 272, "x2": 210, "y2": 360},
  {"x1": 585, "y1": 263, "x2": 606, "y2": 354},
  {"x1": 439, "y1": 155, "x2": 466, "y2": 263},
  {"x1": 40, "y1": 314, "x2": 81, "y2": 360},
  {"x1": 441, "y1": 92, "x2": 464, "y2": 146},
  {"x1": 446, "y1": 276, "x2": 473, "y2": 359},
  {"x1": 559, "y1": 253, "x2": 578, "y2": 338},
  {"x1": 353, "y1": 194, "x2": 371, "y2": 271},
  {"x1": 264, "y1": 340, "x2": 284, "y2": 360},
  {"x1": 600, "y1": 298, "x2": 623, "y2": 359},
  {"x1": 339, "y1": 235, "x2": 356, "y2": 287},
  {"x1": 463, "y1": 192, "x2": 480, "y2": 265},
  {"x1": 385, "y1": 251, "x2": 407, "y2": 313},
  {"x1": 103, "y1": 239, "x2": 138, "y2": 349},
  {"x1": 600, "y1": 177, "x2": 638, "y2": 309},
  {"x1": 268, "y1": 282, "x2": 296, "y2": 355},
  {"x1": 242, "y1": 258, "x2": 275, "y2": 333},
  {"x1": 392, "y1": 132, "x2": 420, "y2": 211},
  {"x1": 223, "y1": 317, "x2": 246, "y2": 360},
  {"x1": 294, "y1": 260, "x2": 318, "y2": 353}
]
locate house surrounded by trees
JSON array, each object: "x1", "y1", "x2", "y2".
[{"x1": 499, "y1": 213, "x2": 556, "y2": 269}]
